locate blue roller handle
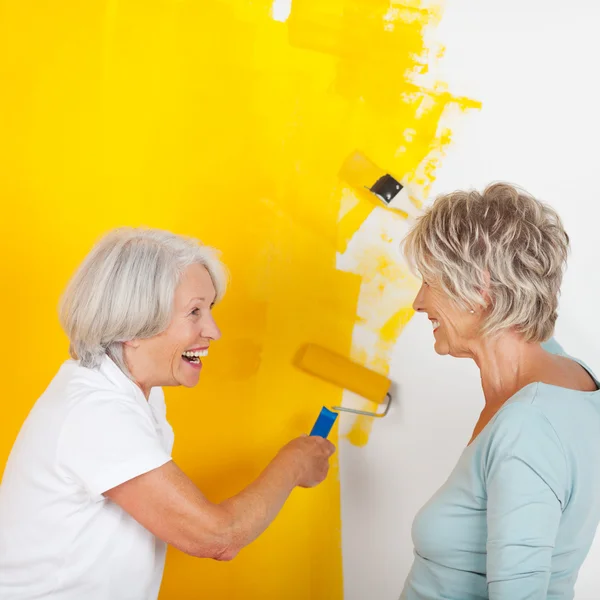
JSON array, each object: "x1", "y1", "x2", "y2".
[{"x1": 310, "y1": 407, "x2": 338, "y2": 438}]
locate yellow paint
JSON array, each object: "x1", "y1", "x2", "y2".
[
  {"x1": 345, "y1": 416, "x2": 372, "y2": 447},
  {"x1": 328, "y1": 1, "x2": 480, "y2": 448},
  {"x1": 0, "y1": 0, "x2": 477, "y2": 598},
  {"x1": 337, "y1": 196, "x2": 376, "y2": 252},
  {"x1": 344, "y1": 306, "x2": 415, "y2": 446},
  {"x1": 380, "y1": 307, "x2": 416, "y2": 343}
]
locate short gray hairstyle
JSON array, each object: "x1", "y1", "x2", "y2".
[
  {"x1": 59, "y1": 227, "x2": 228, "y2": 375},
  {"x1": 403, "y1": 182, "x2": 569, "y2": 342}
]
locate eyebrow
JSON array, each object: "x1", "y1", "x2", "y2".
[{"x1": 186, "y1": 297, "x2": 216, "y2": 308}]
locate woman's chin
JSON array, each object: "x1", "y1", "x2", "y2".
[
  {"x1": 433, "y1": 344, "x2": 449, "y2": 356},
  {"x1": 433, "y1": 335, "x2": 450, "y2": 356},
  {"x1": 433, "y1": 338, "x2": 471, "y2": 359},
  {"x1": 176, "y1": 358, "x2": 203, "y2": 387}
]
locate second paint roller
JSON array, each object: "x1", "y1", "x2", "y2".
[
  {"x1": 339, "y1": 150, "x2": 421, "y2": 219},
  {"x1": 299, "y1": 344, "x2": 393, "y2": 437}
]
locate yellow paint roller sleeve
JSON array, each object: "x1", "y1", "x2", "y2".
[{"x1": 297, "y1": 344, "x2": 390, "y2": 404}]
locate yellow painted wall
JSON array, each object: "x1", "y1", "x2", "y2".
[{"x1": 0, "y1": 0, "x2": 476, "y2": 598}]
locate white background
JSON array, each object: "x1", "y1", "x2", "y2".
[{"x1": 339, "y1": 1, "x2": 600, "y2": 598}]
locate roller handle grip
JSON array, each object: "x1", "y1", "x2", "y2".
[{"x1": 310, "y1": 406, "x2": 338, "y2": 438}]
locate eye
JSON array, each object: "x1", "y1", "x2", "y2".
[{"x1": 190, "y1": 308, "x2": 201, "y2": 316}]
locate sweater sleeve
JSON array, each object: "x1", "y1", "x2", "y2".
[{"x1": 485, "y1": 399, "x2": 568, "y2": 599}]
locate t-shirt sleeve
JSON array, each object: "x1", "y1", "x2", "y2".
[
  {"x1": 484, "y1": 400, "x2": 568, "y2": 599},
  {"x1": 58, "y1": 393, "x2": 172, "y2": 500}
]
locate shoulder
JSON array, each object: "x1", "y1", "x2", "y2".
[
  {"x1": 66, "y1": 388, "x2": 144, "y2": 414},
  {"x1": 483, "y1": 396, "x2": 568, "y2": 495},
  {"x1": 61, "y1": 363, "x2": 148, "y2": 424},
  {"x1": 541, "y1": 337, "x2": 567, "y2": 357},
  {"x1": 58, "y1": 388, "x2": 160, "y2": 459},
  {"x1": 541, "y1": 338, "x2": 598, "y2": 385},
  {"x1": 60, "y1": 357, "x2": 141, "y2": 409},
  {"x1": 57, "y1": 395, "x2": 155, "y2": 456},
  {"x1": 487, "y1": 390, "x2": 561, "y2": 446},
  {"x1": 59, "y1": 359, "x2": 115, "y2": 398}
]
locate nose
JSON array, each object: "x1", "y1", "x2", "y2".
[
  {"x1": 412, "y1": 283, "x2": 427, "y2": 313},
  {"x1": 201, "y1": 313, "x2": 222, "y2": 341}
]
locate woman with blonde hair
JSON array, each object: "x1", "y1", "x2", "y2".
[
  {"x1": 400, "y1": 183, "x2": 599, "y2": 599},
  {"x1": 0, "y1": 227, "x2": 334, "y2": 600}
]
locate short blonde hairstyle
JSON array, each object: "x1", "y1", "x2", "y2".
[
  {"x1": 59, "y1": 227, "x2": 228, "y2": 375},
  {"x1": 403, "y1": 182, "x2": 569, "y2": 342}
]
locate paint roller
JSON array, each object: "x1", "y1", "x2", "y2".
[
  {"x1": 296, "y1": 344, "x2": 392, "y2": 438},
  {"x1": 339, "y1": 150, "x2": 421, "y2": 218}
]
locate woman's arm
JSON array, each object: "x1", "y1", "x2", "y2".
[
  {"x1": 104, "y1": 435, "x2": 335, "y2": 560},
  {"x1": 485, "y1": 402, "x2": 567, "y2": 599}
]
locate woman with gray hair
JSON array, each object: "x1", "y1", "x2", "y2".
[
  {"x1": 0, "y1": 227, "x2": 335, "y2": 600},
  {"x1": 399, "y1": 183, "x2": 600, "y2": 600}
]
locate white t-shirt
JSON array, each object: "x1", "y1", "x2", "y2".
[{"x1": 0, "y1": 355, "x2": 174, "y2": 600}]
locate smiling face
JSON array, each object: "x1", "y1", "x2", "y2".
[
  {"x1": 412, "y1": 279, "x2": 481, "y2": 358},
  {"x1": 125, "y1": 262, "x2": 221, "y2": 395}
]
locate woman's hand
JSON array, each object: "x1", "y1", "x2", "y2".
[{"x1": 277, "y1": 436, "x2": 336, "y2": 488}]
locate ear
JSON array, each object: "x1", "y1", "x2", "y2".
[{"x1": 123, "y1": 339, "x2": 141, "y2": 349}]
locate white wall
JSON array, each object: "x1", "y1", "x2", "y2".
[{"x1": 339, "y1": 1, "x2": 600, "y2": 598}]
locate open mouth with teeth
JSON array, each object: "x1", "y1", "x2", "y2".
[
  {"x1": 182, "y1": 350, "x2": 208, "y2": 364},
  {"x1": 431, "y1": 319, "x2": 440, "y2": 332}
]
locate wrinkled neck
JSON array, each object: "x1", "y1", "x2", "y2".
[{"x1": 468, "y1": 332, "x2": 544, "y2": 408}]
